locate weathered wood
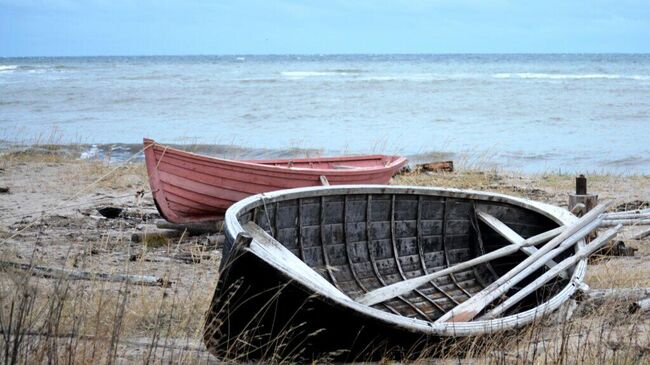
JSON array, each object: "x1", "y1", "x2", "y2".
[
  {"x1": 581, "y1": 288, "x2": 650, "y2": 304},
  {"x1": 131, "y1": 228, "x2": 185, "y2": 243},
  {"x1": 208, "y1": 184, "x2": 590, "y2": 358},
  {"x1": 416, "y1": 161, "x2": 454, "y2": 173},
  {"x1": 243, "y1": 221, "x2": 349, "y2": 301},
  {"x1": 320, "y1": 175, "x2": 330, "y2": 186},
  {"x1": 155, "y1": 219, "x2": 223, "y2": 234},
  {"x1": 355, "y1": 225, "x2": 565, "y2": 306},
  {"x1": 476, "y1": 211, "x2": 566, "y2": 278},
  {"x1": 435, "y1": 201, "x2": 610, "y2": 323},
  {"x1": 569, "y1": 175, "x2": 596, "y2": 216},
  {"x1": 631, "y1": 228, "x2": 650, "y2": 240},
  {"x1": 144, "y1": 138, "x2": 407, "y2": 224},
  {"x1": 0, "y1": 260, "x2": 171, "y2": 287},
  {"x1": 569, "y1": 194, "x2": 598, "y2": 216},
  {"x1": 600, "y1": 219, "x2": 650, "y2": 227},
  {"x1": 570, "y1": 203, "x2": 586, "y2": 215},
  {"x1": 607, "y1": 208, "x2": 650, "y2": 217},
  {"x1": 603, "y1": 212, "x2": 650, "y2": 220},
  {"x1": 483, "y1": 224, "x2": 621, "y2": 319},
  {"x1": 630, "y1": 297, "x2": 650, "y2": 313}
]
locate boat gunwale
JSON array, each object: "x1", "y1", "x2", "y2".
[
  {"x1": 144, "y1": 138, "x2": 408, "y2": 176},
  {"x1": 224, "y1": 184, "x2": 586, "y2": 336}
]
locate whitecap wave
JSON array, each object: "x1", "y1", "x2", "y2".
[
  {"x1": 80, "y1": 144, "x2": 100, "y2": 160},
  {"x1": 0, "y1": 65, "x2": 18, "y2": 73},
  {"x1": 493, "y1": 72, "x2": 650, "y2": 80},
  {"x1": 362, "y1": 73, "x2": 454, "y2": 82},
  {"x1": 281, "y1": 71, "x2": 352, "y2": 78}
]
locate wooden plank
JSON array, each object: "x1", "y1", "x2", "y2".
[
  {"x1": 476, "y1": 211, "x2": 566, "y2": 279},
  {"x1": 631, "y1": 228, "x2": 650, "y2": 240},
  {"x1": 483, "y1": 224, "x2": 621, "y2": 319},
  {"x1": 417, "y1": 161, "x2": 454, "y2": 172},
  {"x1": 355, "y1": 225, "x2": 565, "y2": 306},
  {"x1": 601, "y1": 219, "x2": 650, "y2": 226},
  {"x1": 435, "y1": 201, "x2": 610, "y2": 323},
  {"x1": 0, "y1": 261, "x2": 171, "y2": 287},
  {"x1": 243, "y1": 221, "x2": 349, "y2": 301}
]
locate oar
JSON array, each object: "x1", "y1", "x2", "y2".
[
  {"x1": 434, "y1": 201, "x2": 611, "y2": 323},
  {"x1": 482, "y1": 224, "x2": 622, "y2": 319},
  {"x1": 355, "y1": 225, "x2": 565, "y2": 306}
]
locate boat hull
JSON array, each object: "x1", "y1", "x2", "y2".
[
  {"x1": 143, "y1": 138, "x2": 408, "y2": 223},
  {"x1": 204, "y1": 186, "x2": 584, "y2": 361}
]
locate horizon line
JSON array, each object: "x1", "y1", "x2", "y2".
[{"x1": 2, "y1": 52, "x2": 650, "y2": 59}]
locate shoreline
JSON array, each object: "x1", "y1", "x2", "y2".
[
  {"x1": 1, "y1": 152, "x2": 649, "y2": 362},
  {"x1": 1, "y1": 140, "x2": 648, "y2": 176}
]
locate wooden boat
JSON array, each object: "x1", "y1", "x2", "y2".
[
  {"x1": 143, "y1": 138, "x2": 408, "y2": 223},
  {"x1": 204, "y1": 185, "x2": 618, "y2": 361}
]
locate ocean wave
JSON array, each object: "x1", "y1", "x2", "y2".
[
  {"x1": 0, "y1": 64, "x2": 79, "y2": 74},
  {"x1": 281, "y1": 70, "x2": 362, "y2": 78},
  {"x1": 493, "y1": 73, "x2": 650, "y2": 80},
  {"x1": 281, "y1": 71, "x2": 345, "y2": 77},
  {"x1": 362, "y1": 73, "x2": 454, "y2": 82},
  {"x1": 0, "y1": 65, "x2": 18, "y2": 73}
]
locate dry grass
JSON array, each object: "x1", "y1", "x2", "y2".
[{"x1": 1, "y1": 153, "x2": 650, "y2": 364}]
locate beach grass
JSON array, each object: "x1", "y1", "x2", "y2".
[{"x1": 1, "y1": 150, "x2": 649, "y2": 363}]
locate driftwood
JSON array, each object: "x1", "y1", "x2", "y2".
[
  {"x1": 131, "y1": 228, "x2": 184, "y2": 243},
  {"x1": 416, "y1": 160, "x2": 453, "y2": 173},
  {"x1": 0, "y1": 260, "x2": 171, "y2": 287},
  {"x1": 630, "y1": 297, "x2": 650, "y2": 313},
  {"x1": 483, "y1": 225, "x2": 621, "y2": 319},
  {"x1": 631, "y1": 228, "x2": 650, "y2": 240},
  {"x1": 607, "y1": 208, "x2": 650, "y2": 217},
  {"x1": 582, "y1": 288, "x2": 650, "y2": 304},
  {"x1": 356, "y1": 225, "x2": 565, "y2": 306},
  {"x1": 603, "y1": 212, "x2": 650, "y2": 220},
  {"x1": 130, "y1": 252, "x2": 218, "y2": 264},
  {"x1": 435, "y1": 201, "x2": 610, "y2": 323},
  {"x1": 601, "y1": 219, "x2": 650, "y2": 227},
  {"x1": 154, "y1": 219, "x2": 223, "y2": 235}
]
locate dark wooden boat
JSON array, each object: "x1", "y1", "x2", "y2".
[
  {"x1": 143, "y1": 138, "x2": 408, "y2": 223},
  {"x1": 204, "y1": 185, "x2": 607, "y2": 361}
]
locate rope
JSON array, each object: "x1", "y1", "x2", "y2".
[
  {"x1": 155, "y1": 143, "x2": 169, "y2": 168},
  {"x1": 1, "y1": 144, "x2": 153, "y2": 244}
]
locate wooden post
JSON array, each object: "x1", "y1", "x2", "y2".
[{"x1": 568, "y1": 175, "x2": 598, "y2": 217}]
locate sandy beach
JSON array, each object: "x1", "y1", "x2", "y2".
[{"x1": 1, "y1": 147, "x2": 649, "y2": 363}]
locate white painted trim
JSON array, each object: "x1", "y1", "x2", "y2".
[{"x1": 224, "y1": 185, "x2": 586, "y2": 336}]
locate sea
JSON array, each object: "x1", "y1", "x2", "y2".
[{"x1": 1, "y1": 54, "x2": 649, "y2": 174}]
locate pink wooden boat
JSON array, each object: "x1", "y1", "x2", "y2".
[{"x1": 144, "y1": 138, "x2": 408, "y2": 224}]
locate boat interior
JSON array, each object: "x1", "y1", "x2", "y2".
[{"x1": 235, "y1": 192, "x2": 573, "y2": 321}]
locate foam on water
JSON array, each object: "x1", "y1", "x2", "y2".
[
  {"x1": 0, "y1": 65, "x2": 18, "y2": 73},
  {"x1": 1, "y1": 54, "x2": 650, "y2": 174},
  {"x1": 492, "y1": 72, "x2": 650, "y2": 80}
]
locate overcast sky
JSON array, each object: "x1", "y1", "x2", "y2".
[{"x1": 1, "y1": 0, "x2": 649, "y2": 57}]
